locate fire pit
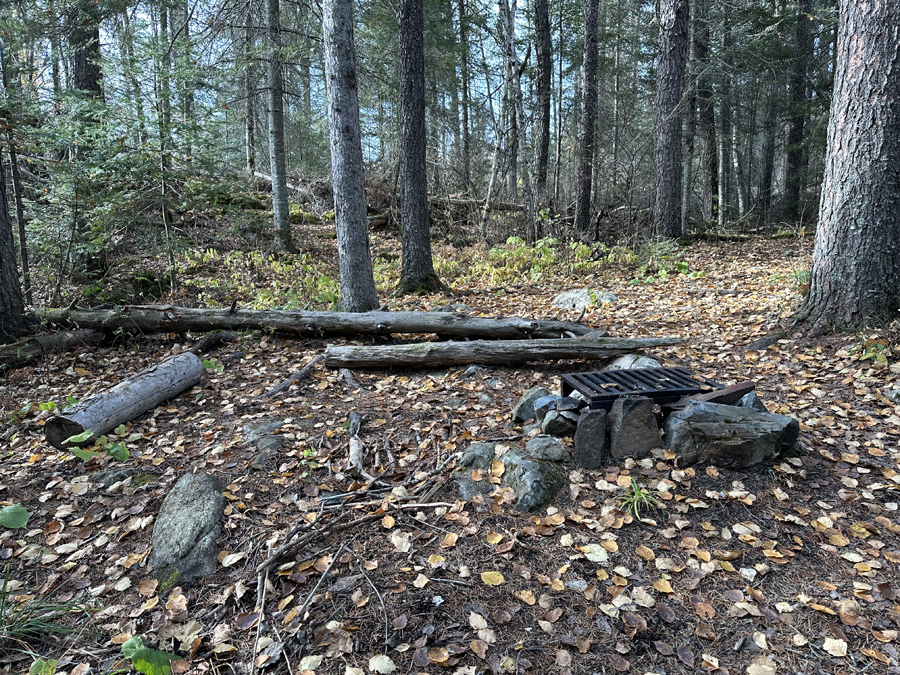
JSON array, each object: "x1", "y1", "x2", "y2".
[{"x1": 560, "y1": 367, "x2": 723, "y2": 411}]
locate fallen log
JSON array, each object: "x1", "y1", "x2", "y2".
[
  {"x1": 323, "y1": 336, "x2": 681, "y2": 369},
  {"x1": 44, "y1": 353, "x2": 204, "y2": 450},
  {"x1": 0, "y1": 330, "x2": 103, "y2": 370},
  {"x1": 39, "y1": 305, "x2": 592, "y2": 340}
]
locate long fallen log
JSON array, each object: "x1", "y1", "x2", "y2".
[
  {"x1": 323, "y1": 336, "x2": 682, "y2": 369},
  {"x1": 44, "y1": 353, "x2": 204, "y2": 450},
  {"x1": 39, "y1": 305, "x2": 592, "y2": 340},
  {"x1": 0, "y1": 330, "x2": 103, "y2": 370}
]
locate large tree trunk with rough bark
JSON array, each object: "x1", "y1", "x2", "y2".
[
  {"x1": 267, "y1": 0, "x2": 294, "y2": 251},
  {"x1": 694, "y1": 0, "x2": 717, "y2": 224},
  {"x1": 574, "y1": 0, "x2": 599, "y2": 233},
  {"x1": 69, "y1": 0, "x2": 103, "y2": 97},
  {"x1": 0, "y1": 158, "x2": 24, "y2": 342},
  {"x1": 324, "y1": 336, "x2": 682, "y2": 368},
  {"x1": 323, "y1": 0, "x2": 379, "y2": 311},
  {"x1": 397, "y1": 0, "x2": 440, "y2": 293},
  {"x1": 803, "y1": 0, "x2": 900, "y2": 330},
  {"x1": 653, "y1": 0, "x2": 689, "y2": 239},
  {"x1": 39, "y1": 306, "x2": 594, "y2": 339}
]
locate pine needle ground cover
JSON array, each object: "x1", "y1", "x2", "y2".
[{"x1": 2, "y1": 232, "x2": 900, "y2": 674}]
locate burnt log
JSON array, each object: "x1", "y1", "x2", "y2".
[
  {"x1": 44, "y1": 353, "x2": 204, "y2": 450},
  {"x1": 323, "y1": 336, "x2": 681, "y2": 369},
  {"x1": 0, "y1": 330, "x2": 102, "y2": 370},
  {"x1": 39, "y1": 305, "x2": 592, "y2": 340}
]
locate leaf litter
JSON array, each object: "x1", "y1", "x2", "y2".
[{"x1": 1, "y1": 236, "x2": 900, "y2": 673}]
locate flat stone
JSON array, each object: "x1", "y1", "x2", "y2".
[
  {"x1": 149, "y1": 472, "x2": 225, "y2": 590},
  {"x1": 664, "y1": 401, "x2": 800, "y2": 469},
  {"x1": 242, "y1": 418, "x2": 286, "y2": 442},
  {"x1": 541, "y1": 410, "x2": 578, "y2": 437},
  {"x1": 556, "y1": 396, "x2": 586, "y2": 413},
  {"x1": 476, "y1": 392, "x2": 494, "y2": 406},
  {"x1": 884, "y1": 389, "x2": 900, "y2": 405},
  {"x1": 574, "y1": 410, "x2": 608, "y2": 470},
  {"x1": 609, "y1": 397, "x2": 663, "y2": 459},
  {"x1": 524, "y1": 435, "x2": 569, "y2": 462},
  {"x1": 603, "y1": 354, "x2": 662, "y2": 371},
  {"x1": 551, "y1": 289, "x2": 618, "y2": 309},
  {"x1": 513, "y1": 386, "x2": 551, "y2": 422}
]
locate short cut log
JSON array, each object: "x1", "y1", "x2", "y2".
[
  {"x1": 39, "y1": 305, "x2": 593, "y2": 340},
  {"x1": 44, "y1": 353, "x2": 204, "y2": 450},
  {"x1": 323, "y1": 336, "x2": 681, "y2": 369}
]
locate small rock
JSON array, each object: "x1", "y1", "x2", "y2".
[
  {"x1": 454, "y1": 442, "x2": 498, "y2": 501},
  {"x1": 430, "y1": 303, "x2": 471, "y2": 313},
  {"x1": 149, "y1": 472, "x2": 225, "y2": 589},
  {"x1": 737, "y1": 391, "x2": 768, "y2": 413},
  {"x1": 573, "y1": 410, "x2": 608, "y2": 470},
  {"x1": 524, "y1": 435, "x2": 569, "y2": 462},
  {"x1": 603, "y1": 354, "x2": 662, "y2": 371},
  {"x1": 533, "y1": 394, "x2": 562, "y2": 423},
  {"x1": 551, "y1": 289, "x2": 618, "y2": 309},
  {"x1": 242, "y1": 418, "x2": 286, "y2": 442},
  {"x1": 513, "y1": 386, "x2": 551, "y2": 422},
  {"x1": 884, "y1": 389, "x2": 900, "y2": 405},
  {"x1": 740, "y1": 567, "x2": 758, "y2": 583},
  {"x1": 556, "y1": 396, "x2": 586, "y2": 413},
  {"x1": 522, "y1": 421, "x2": 541, "y2": 436},
  {"x1": 570, "y1": 390, "x2": 591, "y2": 405},
  {"x1": 541, "y1": 410, "x2": 578, "y2": 437},
  {"x1": 447, "y1": 397, "x2": 466, "y2": 408},
  {"x1": 609, "y1": 397, "x2": 663, "y2": 459},
  {"x1": 476, "y1": 392, "x2": 494, "y2": 406},
  {"x1": 664, "y1": 401, "x2": 799, "y2": 469},
  {"x1": 486, "y1": 378, "x2": 504, "y2": 389},
  {"x1": 93, "y1": 467, "x2": 140, "y2": 489},
  {"x1": 462, "y1": 365, "x2": 485, "y2": 378}
]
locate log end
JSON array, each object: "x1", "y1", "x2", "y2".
[{"x1": 45, "y1": 416, "x2": 90, "y2": 451}]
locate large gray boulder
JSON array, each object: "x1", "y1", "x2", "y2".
[
  {"x1": 149, "y1": 472, "x2": 225, "y2": 590},
  {"x1": 513, "y1": 386, "x2": 551, "y2": 422},
  {"x1": 551, "y1": 289, "x2": 618, "y2": 309},
  {"x1": 454, "y1": 442, "x2": 566, "y2": 512},
  {"x1": 664, "y1": 402, "x2": 799, "y2": 469},
  {"x1": 603, "y1": 354, "x2": 662, "y2": 371},
  {"x1": 609, "y1": 397, "x2": 664, "y2": 459}
]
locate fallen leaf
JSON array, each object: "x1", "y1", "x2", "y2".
[
  {"x1": 369, "y1": 654, "x2": 397, "y2": 673},
  {"x1": 480, "y1": 571, "x2": 505, "y2": 586},
  {"x1": 823, "y1": 638, "x2": 847, "y2": 657}
]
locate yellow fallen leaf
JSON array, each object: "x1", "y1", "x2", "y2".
[
  {"x1": 653, "y1": 579, "x2": 674, "y2": 593},
  {"x1": 486, "y1": 532, "x2": 503, "y2": 545},
  {"x1": 481, "y1": 571, "x2": 505, "y2": 586},
  {"x1": 440, "y1": 532, "x2": 458, "y2": 548},
  {"x1": 514, "y1": 590, "x2": 536, "y2": 605},
  {"x1": 381, "y1": 514, "x2": 395, "y2": 529}
]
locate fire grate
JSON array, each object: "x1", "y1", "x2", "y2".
[{"x1": 561, "y1": 367, "x2": 723, "y2": 411}]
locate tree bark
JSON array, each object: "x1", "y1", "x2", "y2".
[
  {"x1": 533, "y1": 0, "x2": 552, "y2": 205},
  {"x1": 574, "y1": 0, "x2": 600, "y2": 233},
  {"x1": 267, "y1": 0, "x2": 294, "y2": 251},
  {"x1": 398, "y1": 0, "x2": 440, "y2": 293},
  {"x1": 44, "y1": 353, "x2": 204, "y2": 450},
  {"x1": 69, "y1": 0, "x2": 103, "y2": 97},
  {"x1": 324, "y1": 336, "x2": 681, "y2": 368},
  {"x1": 245, "y1": 5, "x2": 256, "y2": 175},
  {"x1": 653, "y1": 0, "x2": 689, "y2": 239},
  {"x1": 323, "y1": 0, "x2": 379, "y2": 311},
  {"x1": 0, "y1": 155, "x2": 24, "y2": 341},
  {"x1": 39, "y1": 306, "x2": 594, "y2": 339},
  {"x1": 804, "y1": 0, "x2": 900, "y2": 330},
  {"x1": 784, "y1": 0, "x2": 812, "y2": 221},
  {"x1": 0, "y1": 330, "x2": 103, "y2": 370},
  {"x1": 457, "y1": 0, "x2": 471, "y2": 191}
]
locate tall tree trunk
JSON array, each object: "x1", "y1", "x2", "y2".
[
  {"x1": 694, "y1": 0, "x2": 717, "y2": 223},
  {"x1": 654, "y1": 0, "x2": 689, "y2": 239},
  {"x1": 680, "y1": 0, "x2": 696, "y2": 234},
  {"x1": 48, "y1": 0, "x2": 64, "y2": 109},
  {"x1": 574, "y1": 0, "x2": 599, "y2": 233},
  {"x1": 730, "y1": 88, "x2": 746, "y2": 217},
  {"x1": 323, "y1": 0, "x2": 379, "y2": 311},
  {"x1": 716, "y1": 14, "x2": 732, "y2": 229},
  {"x1": 804, "y1": 0, "x2": 900, "y2": 330},
  {"x1": 533, "y1": 0, "x2": 552, "y2": 205},
  {"x1": 119, "y1": 10, "x2": 147, "y2": 145},
  {"x1": 69, "y1": 0, "x2": 103, "y2": 98},
  {"x1": 156, "y1": 0, "x2": 173, "y2": 167},
  {"x1": 785, "y1": 0, "x2": 812, "y2": 220},
  {"x1": 266, "y1": 0, "x2": 294, "y2": 251},
  {"x1": 397, "y1": 0, "x2": 441, "y2": 293},
  {"x1": 500, "y1": 0, "x2": 518, "y2": 201},
  {"x1": 757, "y1": 80, "x2": 778, "y2": 222},
  {"x1": 0, "y1": 148, "x2": 24, "y2": 341},
  {"x1": 457, "y1": 0, "x2": 471, "y2": 192},
  {"x1": 245, "y1": 6, "x2": 256, "y2": 175}
]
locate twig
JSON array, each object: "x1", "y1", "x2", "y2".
[
  {"x1": 293, "y1": 543, "x2": 346, "y2": 622},
  {"x1": 256, "y1": 354, "x2": 324, "y2": 399},
  {"x1": 256, "y1": 509, "x2": 347, "y2": 573},
  {"x1": 430, "y1": 577, "x2": 473, "y2": 587},
  {"x1": 406, "y1": 452, "x2": 461, "y2": 488},
  {"x1": 340, "y1": 368, "x2": 363, "y2": 391},
  {"x1": 250, "y1": 543, "x2": 273, "y2": 675},
  {"x1": 354, "y1": 554, "x2": 390, "y2": 653}
]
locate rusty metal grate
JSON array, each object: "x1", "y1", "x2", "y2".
[{"x1": 561, "y1": 367, "x2": 722, "y2": 411}]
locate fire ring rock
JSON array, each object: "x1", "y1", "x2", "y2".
[{"x1": 149, "y1": 472, "x2": 225, "y2": 591}]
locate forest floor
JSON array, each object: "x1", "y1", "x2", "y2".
[{"x1": 2, "y1": 225, "x2": 900, "y2": 675}]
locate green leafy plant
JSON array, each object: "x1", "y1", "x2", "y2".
[
  {"x1": 29, "y1": 659, "x2": 57, "y2": 675},
  {"x1": 64, "y1": 425, "x2": 129, "y2": 462},
  {"x1": 852, "y1": 335, "x2": 890, "y2": 367},
  {"x1": 7, "y1": 402, "x2": 32, "y2": 424},
  {"x1": 119, "y1": 635, "x2": 180, "y2": 675},
  {"x1": 618, "y1": 478, "x2": 662, "y2": 519},
  {"x1": 202, "y1": 358, "x2": 224, "y2": 373},
  {"x1": 38, "y1": 402, "x2": 57, "y2": 413},
  {"x1": 0, "y1": 505, "x2": 29, "y2": 529}
]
